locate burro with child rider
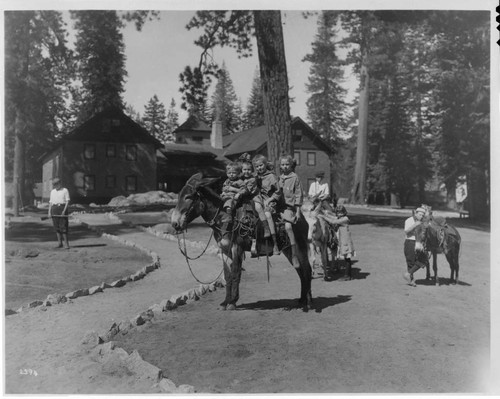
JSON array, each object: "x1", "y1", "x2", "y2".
[{"x1": 218, "y1": 153, "x2": 304, "y2": 266}]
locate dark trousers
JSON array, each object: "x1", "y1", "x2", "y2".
[
  {"x1": 51, "y1": 204, "x2": 69, "y2": 233},
  {"x1": 404, "y1": 239, "x2": 429, "y2": 273}
]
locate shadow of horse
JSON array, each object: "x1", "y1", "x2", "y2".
[
  {"x1": 238, "y1": 295, "x2": 352, "y2": 313},
  {"x1": 415, "y1": 277, "x2": 471, "y2": 287},
  {"x1": 325, "y1": 262, "x2": 370, "y2": 282}
]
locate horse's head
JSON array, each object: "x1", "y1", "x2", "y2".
[
  {"x1": 171, "y1": 173, "x2": 220, "y2": 232},
  {"x1": 304, "y1": 211, "x2": 324, "y2": 244},
  {"x1": 414, "y1": 216, "x2": 437, "y2": 252}
]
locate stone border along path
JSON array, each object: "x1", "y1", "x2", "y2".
[
  {"x1": 7, "y1": 211, "x2": 227, "y2": 393},
  {"x1": 78, "y1": 212, "x2": 227, "y2": 394},
  {"x1": 5, "y1": 215, "x2": 161, "y2": 315}
]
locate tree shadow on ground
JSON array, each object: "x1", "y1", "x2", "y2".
[
  {"x1": 323, "y1": 263, "x2": 369, "y2": 282},
  {"x1": 312, "y1": 295, "x2": 352, "y2": 313},
  {"x1": 238, "y1": 294, "x2": 351, "y2": 313},
  {"x1": 5, "y1": 222, "x2": 100, "y2": 243},
  {"x1": 70, "y1": 243, "x2": 107, "y2": 248}
]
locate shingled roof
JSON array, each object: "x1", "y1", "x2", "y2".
[
  {"x1": 173, "y1": 115, "x2": 211, "y2": 135},
  {"x1": 223, "y1": 125, "x2": 268, "y2": 156},
  {"x1": 223, "y1": 117, "x2": 333, "y2": 157},
  {"x1": 63, "y1": 107, "x2": 163, "y2": 148},
  {"x1": 161, "y1": 142, "x2": 228, "y2": 162}
]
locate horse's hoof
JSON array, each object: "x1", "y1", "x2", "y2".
[
  {"x1": 226, "y1": 304, "x2": 236, "y2": 311},
  {"x1": 218, "y1": 304, "x2": 227, "y2": 311}
]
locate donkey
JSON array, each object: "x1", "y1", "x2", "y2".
[
  {"x1": 414, "y1": 217, "x2": 461, "y2": 285},
  {"x1": 170, "y1": 173, "x2": 313, "y2": 311},
  {"x1": 302, "y1": 200, "x2": 331, "y2": 279}
]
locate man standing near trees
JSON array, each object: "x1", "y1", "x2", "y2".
[
  {"x1": 48, "y1": 178, "x2": 71, "y2": 249},
  {"x1": 308, "y1": 171, "x2": 334, "y2": 212}
]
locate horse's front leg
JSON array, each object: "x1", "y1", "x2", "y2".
[
  {"x1": 446, "y1": 250, "x2": 459, "y2": 285},
  {"x1": 296, "y1": 249, "x2": 313, "y2": 311},
  {"x1": 321, "y1": 245, "x2": 329, "y2": 280},
  {"x1": 219, "y1": 250, "x2": 233, "y2": 310},
  {"x1": 432, "y1": 252, "x2": 439, "y2": 286},
  {"x1": 225, "y1": 243, "x2": 243, "y2": 310}
]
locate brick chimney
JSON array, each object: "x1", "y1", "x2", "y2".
[{"x1": 211, "y1": 120, "x2": 223, "y2": 149}]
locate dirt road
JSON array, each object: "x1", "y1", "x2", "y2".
[
  {"x1": 3, "y1": 212, "x2": 494, "y2": 394},
  {"x1": 113, "y1": 220, "x2": 492, "y2": 393}
]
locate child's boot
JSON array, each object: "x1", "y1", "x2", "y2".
[
  {"x1": 291, "y1": 244, "x2": 300, "y2": 268},
  {"x1": 251, "y1": 238, "x2": 258, "y2": 257},
  {"x1": 262, "y1": 221, "x2": 271, "y2": 238},
  {"x1": 340, "y1": 258, "x2": 352, "y2": 281},
  {"x1": 271, "y1": 234, "x2": 280, "y2": 255}
]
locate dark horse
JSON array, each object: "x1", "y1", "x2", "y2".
[
  {"x1": 414, "y1": 216, "x2": 461, "y2": 285},
  {"x1": 170, "y1": 173, "x2": 313, "y2": 311}
]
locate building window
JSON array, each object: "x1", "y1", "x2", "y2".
[
  {"x1": 84, "y1": 144, "x2": 96, "y2": 160},
  {"x1": 294, "y1": 151, "x2": 301, "y2": 166},
  {"x1": 307, "y1": 152, "x2": 316, "y2": 166},
  {"x1": 84, "y1": 175, "x2": 95, "y2": 191},
  {"x1": 126, "y1": 145, "x2": 137, "y2": 161},
  {"x1": 192, "y1": 136, "x2": 203, "y2": 142},
  {"x1": 126, "y1": 175, "x2": 137, "y2": 192},
  {"x1": 292, "y1": 129, "x2": 303, "y2": 141},
  {"x1": 105, "y1": 175, "x2": 116, "y2": 188},
  {"x1": 106, "y1": 144, "x2": 116, "y2": 158},
  {"x1": 102, "y1": 119, "x2": 111, "y2": 132}
]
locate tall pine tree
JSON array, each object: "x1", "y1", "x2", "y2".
[
  {"x1": 5, "y1": 11, "x2": 72, "y2": 213},
  {"x1": 164, "y1": 98, "x2": 179, "y2": 143},
  {"x1": 303, "y1": 11, "x2": 348, "y2": 149},
  {"x1": 70, "y1": 10, "x2": 127, "y2": 124},
  {"x1": 209, "y1": 62, "x2": 242, "y2": 135},
  {"x1": 142, "y1": 95, "x2": 168, "y2": 144},
  {"x1": 243, "y1": 68, "x2": 265, "y2": 129}
]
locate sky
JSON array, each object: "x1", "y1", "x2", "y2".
[{"x1": 110, "y1": 10, "x2": 356, "y2": 124}]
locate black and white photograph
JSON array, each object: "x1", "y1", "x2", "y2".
[{"x1": 2, "y1": 0, "x2": 498, "y2": 395}]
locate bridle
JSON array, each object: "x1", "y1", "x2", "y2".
[{"x1": 175, "y1": 182, "x2": 226, "y2": 284}]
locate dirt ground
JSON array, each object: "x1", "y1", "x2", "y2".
[
  {"x1": 113, "y1": 217, "x2": 493, "y2": 394},
  {"x1": 4, "y1": 217, "x2": 153, "y2": 310},
  {"x1": 3, "y1": 211, "x2": 495, "y2": 394}
]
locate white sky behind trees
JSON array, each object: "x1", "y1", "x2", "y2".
[
  {"x1": 118, "y1": 10, "x2": 357, "y2": 124},
  {"x1": 64, "y1": 10, "x2": 358, "y2": 125}
]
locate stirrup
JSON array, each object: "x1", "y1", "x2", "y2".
[{"x1": 251, "y1": 239, "x2": 258, "y2": 256}]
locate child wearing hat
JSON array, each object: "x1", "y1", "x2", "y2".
[
  {"x1": 308, "y1": 171, "x2": 334, "y2": 212},
  {"x1": 219, "y1": 162, "x2": 247, "y2": 247},
  {"x1": 221, "y1": 162, "x2": 246, "y2": 214},
  {"x1": 48, "y1": 177, "x2": 71, "y2": 249}
]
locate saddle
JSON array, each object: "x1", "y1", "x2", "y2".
[
  {"x1": 233, "y1": 202, "x2": 289, "y2": 256},
  {"x1": 429, "y1": 217, "x2": 450, "y2": 254}
]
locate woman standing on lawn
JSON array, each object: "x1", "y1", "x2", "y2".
[{"x1": 48, "y1": 177, "x2": 70, "y2": 249}]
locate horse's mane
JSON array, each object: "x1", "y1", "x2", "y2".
[{"x1": 198, "y1": 179, "x2": 224, "y2": 207}]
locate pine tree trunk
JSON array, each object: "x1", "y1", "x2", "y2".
[
  {"x1": 467, "y1": 167, "x2": 489, "y2": 221},
  {"x1": 253, "y1": 10, "x2": 292, "y2": 165},
  {"x1": 350, "y1": 62, "x2": 369, "y2": 204},
  {"x1": 13, "y1": 112, "x2": 25, "y2": 216}
]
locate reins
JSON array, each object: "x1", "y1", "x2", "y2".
[{"x1": 177, "y1": 230, "x2": 225, "y2": 285}]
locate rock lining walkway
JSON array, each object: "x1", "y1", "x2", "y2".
[{"x1": 5, "y1": 212, "x2": 226, "y2": 393}]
